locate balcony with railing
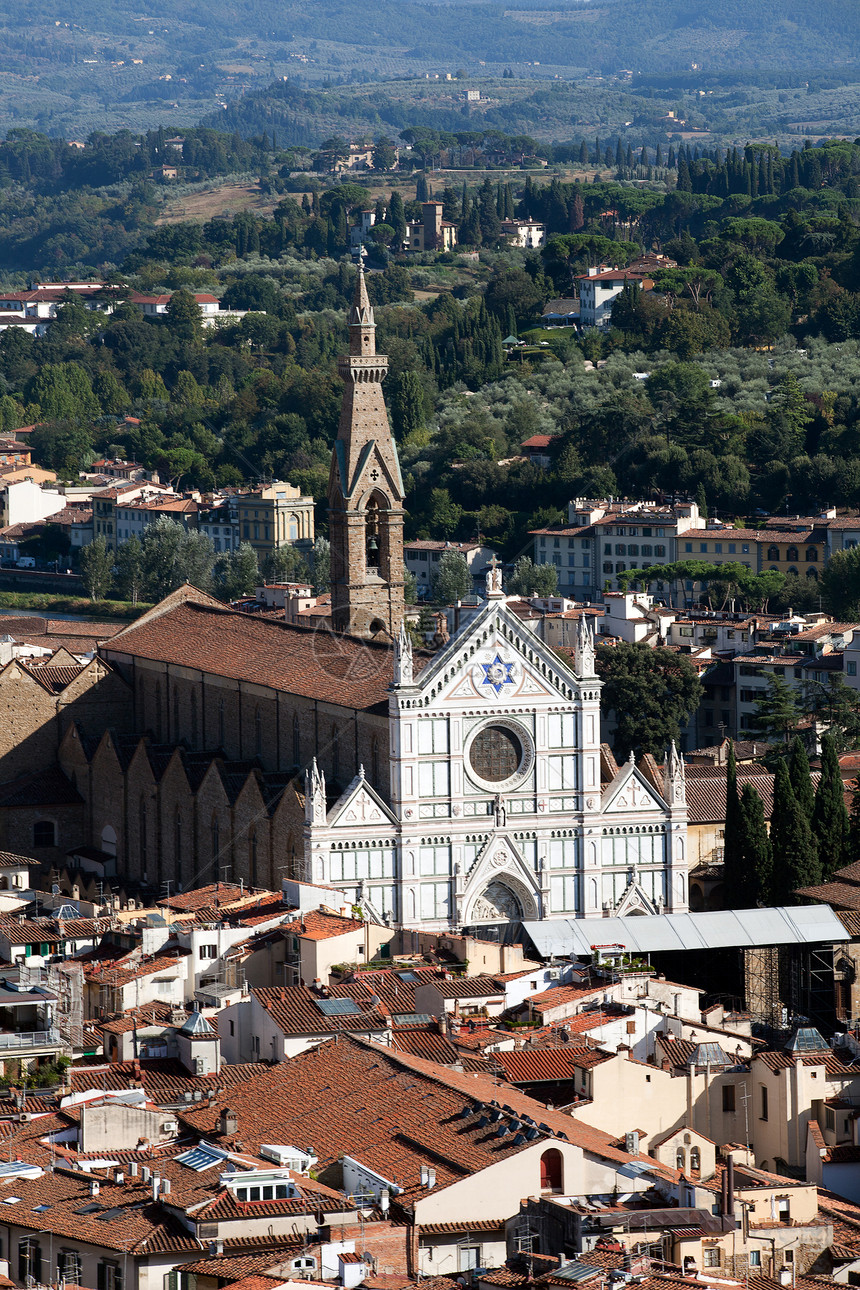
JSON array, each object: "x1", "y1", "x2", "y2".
[{"x1": 0, "y1": 1027, "x2": 61, "y2": 1050}]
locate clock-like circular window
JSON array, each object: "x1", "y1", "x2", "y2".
[{"x1": 469, "y1": 723, "x2": 523, "y2": 783}]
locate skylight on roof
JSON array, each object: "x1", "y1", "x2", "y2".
[
  {"x1": 397, "y1": 972, "x2": 420, "y2": 983},
  {"x1": 391, "y1": 1012, "x2": 433, "y2": 1025},
  {"x1": 316, "y1": 997, "x2": 362, "y2": 1017},
  {"x1": 176, "y1": 1143, "x2": 228, "y2": 1171},
  {"x1": 3, "y1": 1197, "x2": 21, "y2": 1205}
]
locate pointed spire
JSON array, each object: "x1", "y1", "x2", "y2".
[
  {"x1": 663, "y1": 740, "x2": 686, "y2": 808},
  {"x1": 574, "y1": 613, "x2": 596, "y2": 679},
  {"x1": 305, "y1": 757, "x2": 327, "y2": 826},
  {"x1": 394, "y1": 619, "x2": 414, "y2": 686},
  {"x1": 349, "y1": 262, "x2": 375, "y2": 355}
]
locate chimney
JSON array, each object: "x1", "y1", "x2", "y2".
[
  {"x1": 220, "y1": 1108, "x2": 238, "y2": 1135},
  {"x1": 725, "y1": 1153, "x2": 735, "y2": 1218},
  {"x1": 779, "y1": 1271, "x2": 792, "y2": 1287},
  {"x1": 90, "y1": 1180, "x2": 100, "y2": 1198}
]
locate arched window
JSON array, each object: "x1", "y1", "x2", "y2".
[
  {"x1": 540, "y1": 1148, "x2": 563, "y2": 1192},
  {"x1": 366, "y1": 496, "x2": 381, "y2": 569},
  {"x1": 190, "y1": 690, "x2": 198, "y2": 749},
  {"x1": 332, "y1": 725, "x2": 340, "y2": 780},
  {"x1": 676, "y1": 1148, "x2": 686, "y2": 1171},
  {"x1": 690, "y1": 1146, "x2": 701, "y2": 1173},
  {"x1": 211, "y1": 815, "x2": 220, "y2": 864},
  {"x1": 218, "y1": 697, "x2": 225, "y2": 748},
  {"x1": 767, "y1": 546, "x2": 779, "y2": 562},
  {"x1": 806, "y1": 567, "x2": 818, "y2": 580},
  {"x1": 806, "y1": 547, "x2": 818, "y2": 562},
  {"x1": 33, "y1": 820, "x2": 55, "y2": 848},
  {"x1": 787, "y1": 546, "x2": 799, "y2": 562},
  {"x1": 139, "y1": 796, "x2": 148, "y2": 877},
  {"x1": 788, "y1": 566, "x2": 799, "y2": 577},
  {"x1": 249, "y1": 829, "x2": 258, "y2": 886},
  {"x1": 155, "y1": 681, "x2": 162, "y2": 742},
  {"x1": 292, "y1": 713, "x2": 301, "y2": 766},
  {"x1": 288, "y1": 512, "x2": 299, "y2": 540},
  {"x1": 254, "y1": 706, "x2": 262, "y2": 757}
]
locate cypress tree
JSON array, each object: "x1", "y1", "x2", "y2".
[
  {"x1": 848, "y1": 778, "x2": 860, "y2": 863},
  {"x1": 770, "y1": 758, "x2": 821, "y2": 904},
  {"x1": 676, "y1": 152, "x2": 692, "y2": 192},
  {"x1": 579, "y1": 140, "x2": 589, "y2": 166},
  {"x1": 640, "y1": 145, "x2": 648, "y2": 167},
  {"x1": 656, "y1": 144, "x2": 664, "y2": 168},
  {"x1": 626, "y1": 143, "x2": 634, "y2": 169},
  {"x1": 791, "y1": 152, "x2": 801, "y2": 188},
  {"x1": 812, "y1": 733, "x2": 849, "y2": 878},
  {"x1": 667, "y1": 145, "x2": 676, "y2": 169},
  {"x1": 722, "y1": 742, "x2": 744, "y2": 897},
  {"x1": 789, "y1": 736, "x2": 815, "y2": 823},
  {"x1": 615, "y1": 137, "x2": 625, "y2": 170},
  {"x1": 738, "y1": 783, "x2": 773, "y2": 906}
]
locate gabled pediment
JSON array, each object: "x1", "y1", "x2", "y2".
[
  {"x1": 412, "y1": 601, "x2": 581, "y2": 708},
  {"x1": 327, "y1": 773, "x2": 398, "y2": 829},
  {"x1": 602, "y1": 760, "x2": 668, "y2": 814},
  {"x1": 614, "y1": 881, "x2": 660, "y2": 917}
]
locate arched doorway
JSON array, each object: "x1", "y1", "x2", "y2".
[{"x1": 540, "y1": 1148, "x2": 563, "y2": 1192}]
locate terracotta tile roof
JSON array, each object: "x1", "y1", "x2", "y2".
[
  {"x1": 420, "y1": 976, "x2": 506, "y2": 999},
  {"x1": 84, "y1": 950, "x2": 188, "y2": 987},
  {"x1": 251, "y1": 986, "x2": 389, "y2": 1037},
  {"x1": 180, "y1": 1250, "x2": 304, "y2": 1279},
  {"x1": 163, "y1": 882, "x2": 251, "y2": 910},
  {"x1": 390, "y1": 1026, "x2": 460, "y2": 1066},
  {"x1": 798, "y1": 881, "x2": 860, "y2": 910},
  {"x1": 0, "y1": 1165, "x2": 199, "y2": 1253},
  {"x1": 526, "y1": 984, "x2": 606, "y2": 1010},
  {"x1": 220, "y1": 1277, "x2": 284, "y2": 1290},
  {"x1": 493, "y1": 1048, "x2": 605, "y2": 1083},
  {"x1": 755, "y1": 1046, "x2": 860, "y2": 1076},
  {"x1": 282, "y1": 910, "x2": 365, "y2": 941},
  {"x1": 0, "y1": 913, "x2": 110, "y2": 942},
  {"x1": 686, "y1": 770, "x2": 785, "y2": 824},
  {"x1": 104, "y1": 594, "x2": 428, "y2": 711},
  {"x1": 100, "y1": 1001, "x2": 185, "y2": 1034},
  {"x1": 70, "y1": 1057, "x2": 268, "y2": 1105},
  {"x1": 0, "y1": 850, "x2": 33, "y2": 869},
  {"x1": 176, "y1": 1036, "x2": 663, "y2": 1199}
]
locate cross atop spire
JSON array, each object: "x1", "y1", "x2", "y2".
[{"x1": 349, "y1": 262, "x2": 375, "y2": 356}]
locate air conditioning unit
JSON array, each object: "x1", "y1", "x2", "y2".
[{"x1": 546, "y1": 968, "x2": 560, "y2": 981}]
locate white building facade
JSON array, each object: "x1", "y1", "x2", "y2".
[{"x1": 302, "y1": 576, "x2": 689, "y2": 932}]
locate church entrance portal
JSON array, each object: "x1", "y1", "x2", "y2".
[{"x1": 470, "y1": 881, "x2": 523, "y2": 923}]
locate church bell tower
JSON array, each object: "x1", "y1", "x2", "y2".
[{"x1": 328, "y1": 264, "x2": 406, "y2": 639}]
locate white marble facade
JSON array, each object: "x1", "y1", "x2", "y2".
[{"x1": 303, "y1": 578, "x2": 688, "y2": 930}]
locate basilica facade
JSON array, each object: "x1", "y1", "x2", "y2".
[{"x1": 81, "y1": 268, "x2": 689, "y2": 929}]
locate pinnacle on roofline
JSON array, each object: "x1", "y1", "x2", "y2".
[{"x1": 349, "y1": 261, "x2": 374, "y2": 329}]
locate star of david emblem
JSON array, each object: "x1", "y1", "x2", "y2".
[{"x1": 480, "y1": 654, "x2": 516, "y2": 695}]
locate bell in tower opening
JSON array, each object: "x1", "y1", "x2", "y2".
[{"x1": 328, "y1": 264, "x2": 406, "y2": 640}]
